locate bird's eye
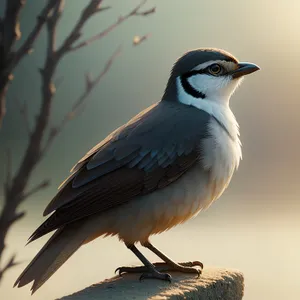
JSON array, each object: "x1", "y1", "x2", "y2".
[{"x1": 208, "y1": 64, "x2": 223, "y2": 76}]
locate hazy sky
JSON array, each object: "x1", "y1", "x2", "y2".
[{"x1": 0, "y1": 1, "x2": 300, "y2": 300}]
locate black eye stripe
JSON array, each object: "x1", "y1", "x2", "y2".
[
  {"x1": 184, "y1": 65, "x2": 227, "y2": 78},
  {"x1": 180, "y1": 74, "x2": 206, "y2": 99},
  {"x1": 184, "y1": 69, "x2": 206, "y2": 77}
]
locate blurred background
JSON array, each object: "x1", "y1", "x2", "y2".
[{"x1": 0, "y1": 0, "x2": 299, "y2": 299}]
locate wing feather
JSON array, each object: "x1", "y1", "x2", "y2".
[{"x1": 37, "y1": 101, "x2": 211, "y2": 241}]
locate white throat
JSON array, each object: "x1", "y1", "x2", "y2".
[
  {"x1": 176, "y1": 76, "x2": 241, "y2": 142},
  {"x1": 176, "y1": 76, "x2": 242, "y2": 182}
]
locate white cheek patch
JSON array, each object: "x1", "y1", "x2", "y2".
[
  {"x1": 188, "y1": 74, "x2": 230, "y2": 97},
  {"x1": 187, "y1": 74, "x2": 242, "y2": 103}
]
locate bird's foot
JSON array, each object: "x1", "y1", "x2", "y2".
[
  {"x1": 139, "y1": 268, "x2": 172, "y2": 282},
  {"x1": 152, "y1": 261, "x2": 203, "y2": 278},
  {"x1": 115, "y1": 264, "x2": 171, "y2": 282},
  {"x1": 115, "y1": 261, "x2": 202, "y2": 278},
  {"x1": 115, "y1": 265, "x2": 148, "y2": 274}
]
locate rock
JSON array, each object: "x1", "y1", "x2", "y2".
[{"x1": 58, "y1": 267, "x2": 244, "y2": 300}]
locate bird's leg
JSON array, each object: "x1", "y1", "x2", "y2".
[
  {"x1": 116, "y1": 243, "x2": 171, "y2": 282},
  {"x1": 141, "y1": 240, "x2": 203, "y2": 277}
]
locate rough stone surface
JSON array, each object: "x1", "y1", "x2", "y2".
[{"x1": 58, "y1": 267, "x2": 244, "y2": 300}]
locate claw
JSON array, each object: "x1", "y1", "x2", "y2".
[
  {"x1": 192, "y1": 260, "x2": 204, "y2": 269},
  {"x1": 140, "y1": 271, "x2": 172, "y2": 282},
  {"x1": 114, "y1": 265, "x2": 149, "y2": 275},
  {"x1": 179, "y1": 261, "x2": 204, "y2": 269},
  {"x1": 115, "y1": 267, "x2": 122, "y2": 275}
]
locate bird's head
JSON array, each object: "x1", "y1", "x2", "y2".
[{"x1": 163, "y1": 48, "x2": 260, "y2": 107}]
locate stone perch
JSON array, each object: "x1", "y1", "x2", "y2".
[{"x1": 58, "y1": 267, "x2": 244, "y2": 300}]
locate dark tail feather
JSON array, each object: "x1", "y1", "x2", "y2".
[{"x1": 14, "y1": 221, "x2": 88, "y2": 294}]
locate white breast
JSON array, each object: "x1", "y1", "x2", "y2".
[{"x1": 200, "y1": 111, "x2": 242, "y2": 200}]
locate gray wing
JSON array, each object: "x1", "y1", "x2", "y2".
[{"x1": 29, "y1": 101, "x2": 211, "y2": 242}]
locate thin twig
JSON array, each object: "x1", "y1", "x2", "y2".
[
  {"x1": 2, "y1": 0, "x2": 25, "y2": 53},
  {"x1": 70, "y1": 46, "x2": 122, "y2": 117},
  {"x1": 46, "y1": 0, "x2": 64, "y2": 57},
  {"x1": 71, "y1": 0, "x2": 155, "y2": 51},
  {"x1": 13, "y1": 0, "x2": 61, "y2": 67},
  {"x1": 135, "y1": 7, "x2": 156, "y2": 16},
  {"x1": 0, "y1": 254, "x2": 19, "y2": 281},
  {"x1": 0, "y1": 0, "x2": 61, "y2": 127},
  {"x1": 42, "y1": 46, "x2": 122, "y2": 153},
  {"x1": 56, "y1": 0, "x2": 105, "y2": 58},
  {"x1": 0, "y1": 0, "x2": 26, "y2": 127}
]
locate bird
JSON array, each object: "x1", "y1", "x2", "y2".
[{"x1": 15, "y1": 48, "x2": 260, "y2": 293}]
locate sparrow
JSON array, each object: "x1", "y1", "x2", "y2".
[{"x1": 15, "y1": 48, "x2": 260, "y2": 293}]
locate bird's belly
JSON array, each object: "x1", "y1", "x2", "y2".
[{"x1": 100, "y1": 163, "x2": 227, "y2": 244}]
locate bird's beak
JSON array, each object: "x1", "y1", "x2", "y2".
[{"x1": 230, "y1": 62, "x2": 260, "y2": 79}]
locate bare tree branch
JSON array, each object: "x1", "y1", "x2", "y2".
[
  {"x1": 71, "y1": 0, "x2": 155, "y2": 51},
  {"x1": 42, "y1": 46, "x2": 122, "y2": 153},
  {"x1": 0, "y1": 0, "x2": 61, "y2": 127},
  {"x1": 46, "y1": 0, "x2": 65, "y2": 57},
  {"x1": 0, "y1": 0, "x2": 26, "y2": 127},
  {"x1": 0, "y1": 0, "x2": 155, "y2": 283},
  {"x1": 135, "y1": 7, "x2": 156, "y2": 16},
  {"x1": 56, "y1": 0, "x2": 105, "y2": 58},
  {"x1": 0, "y1": 254, "x2": 20, "y2": 282},
  {"x1": 13, "y1": 0, "x2": 62, "y2": 67},
  {"x1": 2, "y1": 0, "x2": 24, "y2": 54},
  {"x1": 66, "y1": 46, "x2": 122, "y2": 118}
]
